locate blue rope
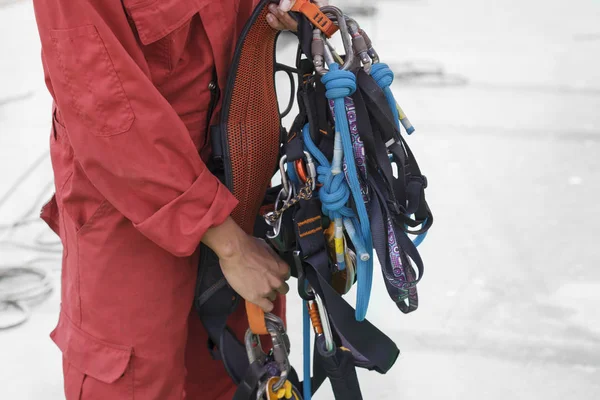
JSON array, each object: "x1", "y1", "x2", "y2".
[
  {"x1": 371, "y1": 63, "x2": 401, "y2": 133},
  {"x1": 372, "y1": 63, "x2": 428, "y2": 247},
  {"x1": 303, "y1": 300, "x2": 311, "y2": 400},
  {"x1": 304, "y1": 63, "x2": 373, "y2": 320}
]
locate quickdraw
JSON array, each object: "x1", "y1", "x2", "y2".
[{"x1": 194, "y1": 1, "x2": 434, "y2": 399}]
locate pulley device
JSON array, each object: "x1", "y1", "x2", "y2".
[{"x1": 194, "y1": 0, "x2": 434, "y2": 398}]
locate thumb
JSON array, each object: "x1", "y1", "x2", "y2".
[{"x1": 279, "y1": 0, "x2": 295, "y2": 12}]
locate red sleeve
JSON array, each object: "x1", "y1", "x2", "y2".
[{"x1": 33, "y1": 0, "x2": 238, "y2": 257}]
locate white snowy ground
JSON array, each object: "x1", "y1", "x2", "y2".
[{"x1": 1, "y1": 0, "x2": 600, "y2": 399}]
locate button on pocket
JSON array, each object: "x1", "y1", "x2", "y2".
[{"x1": 50, "y1": 25, "x2": 134, "y2": 137}]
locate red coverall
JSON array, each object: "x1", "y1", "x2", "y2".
[{"x1": 33, "y1": 0, "x2": 285, "y2": 398}]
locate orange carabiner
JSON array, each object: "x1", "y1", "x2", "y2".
[
  {"x1": 294, "y1": 156, "x2": 322, "y2": 188},
  {"x1": 290, "y1": 0, "x2": 338, "y2": 38},
  {"x1": 307, "y1": 301, "x2": 323, "y2": 335},
  {"x1": 294, "y1": 159, "x2": 308, "y2": 183}
]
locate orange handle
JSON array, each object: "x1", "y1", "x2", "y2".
[
  {"x1": 246, "y1": 301, "x2": 268, "y2": 335},
  {"x1": 291, "y1": 0, "x2": 338, "y2": 38}
]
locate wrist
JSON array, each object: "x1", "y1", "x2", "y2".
[{"x1": 202, "y1": 216, "x2": 246, "y2": 260}]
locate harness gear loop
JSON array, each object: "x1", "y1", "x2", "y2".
[
  {"x1": 247, "y1": 302, "x2": 269, "y2": 335},
  {"x1": 290, "y1": 0, "x2": 338, "y2": 38}
]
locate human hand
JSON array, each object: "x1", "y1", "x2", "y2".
[
  {"x1": 202, "y1": 217, "x2": 290, "y2": 312},
  {"x1": 266, "y1": 0, "x2": 329, "y2": 32},
  {"x1": 219, "y1": 235, "x2": 290, "y2": 312}
]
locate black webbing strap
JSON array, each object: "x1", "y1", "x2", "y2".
[
  {"x1": 351, "y1": 87, "x2": 401, "y2": 211},
  {"x1": 194, "y1": 245, "x2": 249, "y2": 384},
  {"x1": 356, "y1": 70, "x2": 433, "y2": 234},
  {"x1": 231, "y1": 362, "x2": 268, "y2": 400},
  {"x1": 356, "y1": 70, "x2": 401, "y2": 146},
  {"x1": 314, "y1": 77, "x2": 335, "y2": 161},
  {"x1": 314, "y1": 336, "x2": 363, "y2": 400},
  {"x1": 368, "y1": 172, "x2": 423, "y2": 313},
  {"x1": 293, "y1": 198, "x2": 400, "y2": 375}
]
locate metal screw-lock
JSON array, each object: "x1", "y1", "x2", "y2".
[{"x1": 311, "y1": 5, "x2": 356, "y2": 75}]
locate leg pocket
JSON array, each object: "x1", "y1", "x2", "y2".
[
  {"x1": 49, "y1": 25, "x2": 134, "y2": 137},
  {"x1": 63, "y1": 357, "x2": 85, "y2": 400},
  {"x1": 51, "y1": 310, "x2": 134, "y2": 399}
]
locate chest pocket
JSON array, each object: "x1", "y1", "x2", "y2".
[{"x1": 123, "y1": 0, "x2": 211, "y2": 86}]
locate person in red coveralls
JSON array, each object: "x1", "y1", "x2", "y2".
[{"x1": 31, "y1": 0, "x2": 321, "y2": 398}]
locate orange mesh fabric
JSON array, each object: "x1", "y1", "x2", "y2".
[{"x1": 226, "y1": 6, "x2": 280, "y2": 235}]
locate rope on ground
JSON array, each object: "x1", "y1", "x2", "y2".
[{"x1": 0, "y1": 152, "x2": 61, "y2": 330}]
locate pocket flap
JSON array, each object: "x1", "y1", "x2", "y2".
[
  {"x1": 50, "y1": 310, "x2": 133, "y2": 384},
  {"x1": 40, "y1": 194, "x2": 60, "y2": 236},
  {"x1": 124, "y1": 0, "x2": 209, "y2": 45}
]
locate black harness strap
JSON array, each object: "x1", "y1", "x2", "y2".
[
  {"x1": 356, "y1": 70, "x2": 433, "y2": 234},
  {"x1": 194, "y1": 246, "x2": 248, "y2": 384},
  {"x1": 293, "y1": 197, "x2": 400, "y2": 375}
]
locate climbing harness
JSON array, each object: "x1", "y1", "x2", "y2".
[{"x1": 194, "y1": 1, "x2": 434, "y2": 398}]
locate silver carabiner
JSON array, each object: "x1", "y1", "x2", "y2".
[
  {"x1": 265, "y1": 155, "x2": 295, "y2": 239},
  {"x1": 358, "y1": 27, "x2": 379, "y2": 64},
  {"x1": 245, "y1": 328, "x2": 267, "y2": 366},
  {"x1": 254, "y1": 313, "x2": 292, "y2": 399},
  {"x1": 320, "y1": 6, "x2": 355, "y2": 71},
  {"x1": 344, "y1": 16, "x2": 372, "y2": 73},
  {"x1": 265, "y1": 188, "x2": 290, "y2": 239},
  {"x1": 265, "y1": 314, "x2": 291, "y2": 392},
  {"x1": 278, "y1": 155, "x2": 292, "y2": 199},
  {"x1": 306, "y1": 286, "x2": 334, "y2": 353},
  {"x1": 312, "y1": 28, "x2": 328, "y2": 75},
  {"x1": 293, "y1": 151, "x2": 317, "y2": 190}
]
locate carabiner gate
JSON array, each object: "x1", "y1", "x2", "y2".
[
  {"x1": 294, "y1": 151, "x2": 317, "y2": 191},
  {"x1": 311, "y1": 5, "x2": 355, "y2": 75},
  {"x1": 254, "y1": 313, "x2": 292, "y2": 399}
]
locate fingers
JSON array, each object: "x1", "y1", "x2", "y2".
[
  {"x1": 278, "y1": 0, "x2": 295, "y2": 12},
  {"x1": 260, "y1": 282, "x2": 287, "y2": 312},
  {"x1": 259, "y1": 240, "x2": 291, "y2": 281},
  {"x1": 267, "y1": 291, "x2": 277, "y2": 302},
  {"x1": 276, "y1": 281, "x2": 290, "y2": 295},
  {"x1": 266, "y1": 13, "x2": 287, "y2": 31},
  {"x1": 267, "y1": 3, "x2": 298, "y2": 32},
  {"x1": 255, "y1": 297, "x2": 274, "y2": 313}
]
